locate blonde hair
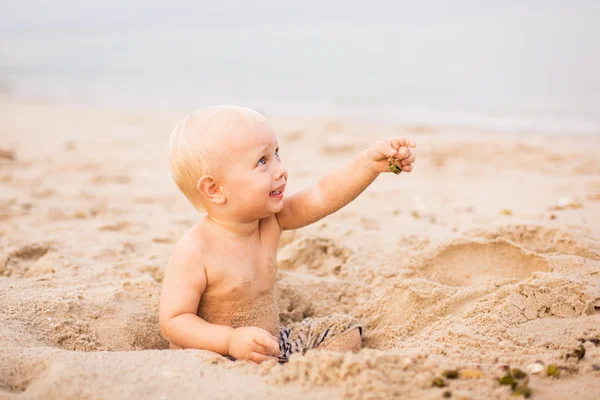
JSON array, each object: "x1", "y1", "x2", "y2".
[{"x1": 168, "y1": 105, "x2": 268, "y2": 211}]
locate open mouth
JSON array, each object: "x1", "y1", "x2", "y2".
[{"x1": 269, "y1": 184, "x2": 285, "y2": 196}]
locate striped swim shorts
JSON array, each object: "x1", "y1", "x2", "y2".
[{"x1": 277, "y1": 313, "x2": 362, "y2": 363}]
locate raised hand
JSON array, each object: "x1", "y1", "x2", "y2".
[{"x1": 365, "y1": 137, "x2": 416, "y2": 174}]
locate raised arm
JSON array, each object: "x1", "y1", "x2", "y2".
[{"x1": 276, "y1": 137, "x2": 416, "y2": 231}]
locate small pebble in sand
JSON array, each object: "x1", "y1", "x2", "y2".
[
  {"x1": 511, "y1": 369, "x2": 527, "y2": 379},
  {"x1": 500, "y1": 209, "x2": 513, "y2": 216},
  {"x1": 459, "y1": 369, "x2": 483, "y2": 379},
  {"x1": 526, "y1": 363, "x2": 544, "y2": 375},
  {"x1": 547, "y1": 364, "x2": 560, "y2": 377},
  {"x1": 432, "y1": 377, "x2": 447, "y2": 388},
  {"x1": 499, "y1": 375, "x2": 517, "y2": 388},
  {"x1": 442, "y1": 370, "x2": 459, "y2": 379},
  {"x1": 512, "y1": 385, "x2": 532, "y2": 398},
  {"x1": 552, "y1": 196, "x2": 583, "y2": 210},
  {"x1": 443, "y1": 391, "x2": 452, "y2": 398},
  {"x1": 566, "y1": 344, "x2": 586, "y2": 361}
]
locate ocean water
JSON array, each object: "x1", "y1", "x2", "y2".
[{"x1": 1, "y1": 0, "x2": 599, "y2": 134}]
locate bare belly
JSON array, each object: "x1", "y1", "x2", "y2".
[{"x1": 197, "y1": 288, "x2": 280, "y2": 337}]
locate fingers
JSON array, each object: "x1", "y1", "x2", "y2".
[
  {"x1": 396, "y1": 147, "x2": 412, "y2": 159},
  {"x1": 401, "y1": 154, "x2": 415, "y2": 165},
  {"x1": 252, "y1": 334, "x2": 280, "y2": 356},
  {"x1": 248, "y1": 352, "x2": 277, "y2": 364},
  {"x1": 253, "y1": 327, "x2": 278, "y2": 342},
  {"x1": 252, "y1": 334, "x2": 276, "y2": 350},
  {"x1": 389, "y1": 146, "x2": 415, "y2": 173},
  {"x1": 389, "y1": 137, "x2": 416, "y2": 150},
  {"x1": 372, "y1": 140, "x2": 397, "y2": 161}
]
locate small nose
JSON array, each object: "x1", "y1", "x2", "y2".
[{"x1": 274, "y1": 160, "x2": 288, "y2": 182}]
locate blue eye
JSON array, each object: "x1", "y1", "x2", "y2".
[
  {"x1": 257, "y1": 157, "x2": 266, "y2": 166},
  {"x1": 275, "y1": 149, "x2": 280, "y2": 158}
]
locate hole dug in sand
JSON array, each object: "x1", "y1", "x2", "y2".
[
  {"x1": 1, "y1": 243, "x2": 54, "y2": 278},
  {"x1": 277, "y1": 236, "x2": 352, "y2": 278},
  {"x1": 276, "y1": 271, "x2": 359, "y2": 324},
  {"x1": 275, "y1": 236, "x2": 360, "y2": 325},
  {"x1": 7, "y1": 287, "x2": 168, "y2": 353},
  {"x1": 417, "y1": 239, "x2": 550, "y2": 287}
]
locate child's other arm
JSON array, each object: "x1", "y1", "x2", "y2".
[
  {"x1": 159, "y1": 243, "x2": 232, "y2": 354},
  {"x1": 159, "y1": 241, "x2": 280, "y2": 362},
  {"x1": 276, "y1": 137, "x2": 416, "y2": 231}
]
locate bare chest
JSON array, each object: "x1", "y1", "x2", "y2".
[
  {"x1": 199, "y1": 216, "x2": 282, "y2": 303},
  {"x1": 203, "y1": 247, "x2": 279, "y2": 300}
]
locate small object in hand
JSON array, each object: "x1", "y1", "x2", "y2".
[
  {"x1": 388, "y1": 158, "x2": 402, "y2": 174},
  {"x1": 512, "y1": 385, "x2": 532, "y2": 398},
  {"x1": 432, "y1": 377, "x2": 447, "y2": 387}
]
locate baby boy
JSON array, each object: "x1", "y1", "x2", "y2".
[{"x1": 159, "y1": 106, "x2": 416, "y2": 363}]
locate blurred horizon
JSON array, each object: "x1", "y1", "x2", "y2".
[{"x1": 1, "y1": 0, "x2": 599, "y2": 134}]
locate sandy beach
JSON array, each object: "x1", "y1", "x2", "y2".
[{"x1": 1, "y1": 96, "x2": 599, "y2": 399}]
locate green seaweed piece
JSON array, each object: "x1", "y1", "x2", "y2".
[
  {"x1": 512, "y1": 385, "x2": 532, "y2": 398},
  {"x1": 547, "y1": 364, "x2": 560, "y2": 377},
  {"x1": 567, "y1": 344, "x2": 585, "y2": 360},
  {"x1": 499, "y1": 375, "x2": 517, "y2": 388},
  {"x1": 388, "y1": 158, "x2": 402, "y2": 174},
  {"x1": 511, "y1": 368, "x2": 527, "y2": 379},
  {"x1": 432, "y1": 377, "x2": 447, "y2": 388}
]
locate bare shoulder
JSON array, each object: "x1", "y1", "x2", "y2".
[
  {"x1": 164, "y1": 224, "x2": 208, "y2": 287},
  {"x1": 160, "y1": 223, "x2": 210, "y2": 323}
]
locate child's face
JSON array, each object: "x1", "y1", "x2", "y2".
[{"x1": 220, "y1": 121, "x2": 288, "y2": 220}]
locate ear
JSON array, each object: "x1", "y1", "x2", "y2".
[{"x1": 196, "y1": 175, "x2": 226, "y2": 205}]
